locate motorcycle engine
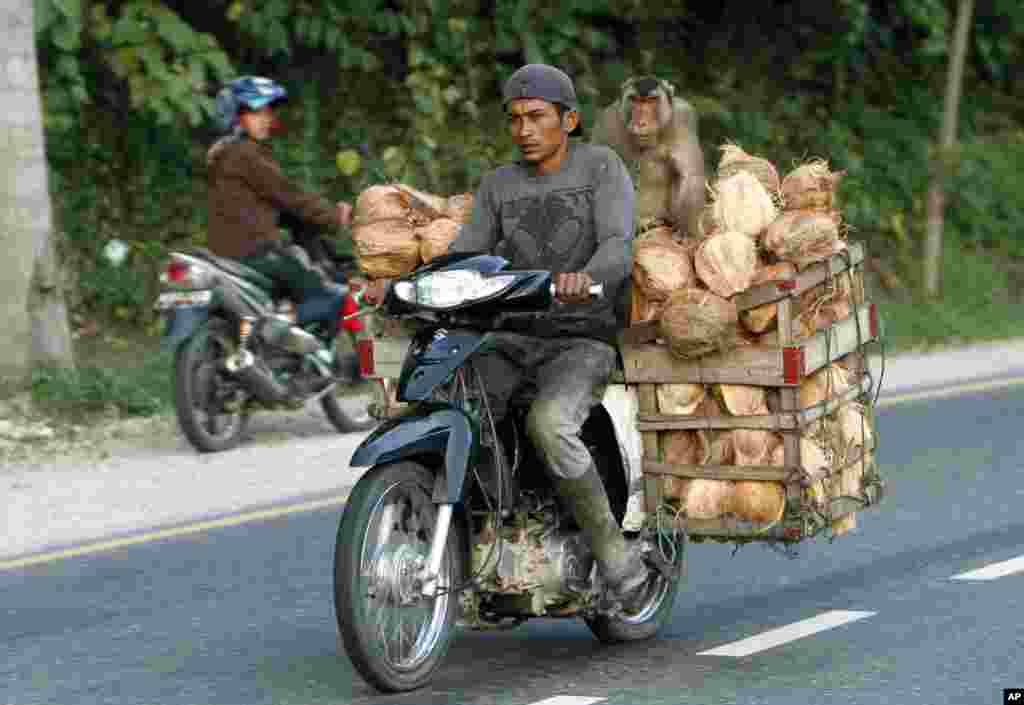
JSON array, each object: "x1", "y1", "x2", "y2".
[{"x1": 472, "y1": 504, "x2": 595, "y2": 616}]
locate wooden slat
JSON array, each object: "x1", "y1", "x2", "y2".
[
  {"x1": 802, "y1": 304, "x2": 875, "y2": 376},
  {"x1": 680, "y1": 517, "x2": 800, "y2": 541},
  {"x1": 619, "y1": 320, "x2": 659, "y2": 346},
  {"x1": 636, "y1": 374, "x2": 871, "y2": 431},
  {"x1": 644, "y1": 460, "x2": 793, "y2": 482},
  {"x1": 620, "y1": 344, "x2": 785, "y2": 386},
  {"x1": 637, "y1": 384, "x2": 660, "y2": 465},
  {"x1": 733, "y1": 242, "x2": 865, "y2": 312}
]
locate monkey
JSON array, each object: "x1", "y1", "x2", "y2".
[{"x1": 591, "y1": 76, "x2": 706, "y2": 239}]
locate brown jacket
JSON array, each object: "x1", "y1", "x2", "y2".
[{"x1": 207, "y1": 137, "x2": 344, "y2": 259}]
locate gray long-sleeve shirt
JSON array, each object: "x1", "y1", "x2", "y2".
[{"x1": 450, "y1": 140, "x2": 634, "y2": 344}]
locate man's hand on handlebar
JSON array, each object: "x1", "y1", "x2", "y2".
[{"x1": 554, "y1": 272, "x2": 595, "y2": 304}]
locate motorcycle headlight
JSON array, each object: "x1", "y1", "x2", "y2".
[{"x1": 394, "y1": 270, "x2": 517, "y2": 309}]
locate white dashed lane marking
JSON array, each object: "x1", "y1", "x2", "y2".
[
  {"x1": 697, "y1": 610, "x2": 877, "y2": 658},
  {"x1": 951, "y1": 554, "x2": 1024, "y2": 581}
]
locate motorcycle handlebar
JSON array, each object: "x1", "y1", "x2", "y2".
[{"x1": 549, "y1": 283, "x2": 604, "y2": 300}]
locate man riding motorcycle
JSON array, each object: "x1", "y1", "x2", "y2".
[
  {"x1": 206, "y1": 76, "x2": 357, "y2": 350},
  {"x1": 447, "y1": 64, "x2": 652, "y2": 608}
]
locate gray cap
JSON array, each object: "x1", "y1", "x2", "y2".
[{"x1": 502, "y1": 64, "x2": 578, "y2": 111}]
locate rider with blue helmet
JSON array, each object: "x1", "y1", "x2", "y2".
[{"x1": 207, "y1": 76, "x2": 355, "y2": 321}]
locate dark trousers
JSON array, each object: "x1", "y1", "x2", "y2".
[{"x1": 472, "y1": 333, "x2": 617, "y2": 480}]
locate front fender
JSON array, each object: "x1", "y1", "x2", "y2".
[{"x1": 350, "y1": 402, "x2": 477, "y2": 504}]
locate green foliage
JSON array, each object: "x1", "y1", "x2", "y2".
[
  {"x1": 28, "y1": 0, "x2": 1024, "y2": 347},
  {"x1": 30, "y1": 351, "x2": 173, "y2": 418}
]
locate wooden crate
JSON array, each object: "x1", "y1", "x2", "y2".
[{"x1": 623, "y1": 242, "x2": 884, "y2": 542}]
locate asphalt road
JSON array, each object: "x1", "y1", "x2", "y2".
[{"x1": 3, "y1": 385, "x2": 1024, "y2": 705}]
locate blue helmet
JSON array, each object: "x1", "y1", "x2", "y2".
[{"x1": 214, "y1": 76, "x2": 288, "y2": 132}]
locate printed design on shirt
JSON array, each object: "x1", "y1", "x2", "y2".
[{"x1": 501, "y1": 186, "x2": 593, "y2": 267}]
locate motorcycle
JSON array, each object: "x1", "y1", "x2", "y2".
[
  {"x1": 333, "y1": 252, "x2": 684, "y2": 693},
  {"x1": 155, "y1": 239, "x2": 379, "y2": 453}
]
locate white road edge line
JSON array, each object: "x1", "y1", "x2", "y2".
[
  {"x1": 528, "y1": 698, "x2": 605, "y2": 705},
  {"x1": 951, "y1": 555, "x2": 1024, "y2": 581},
  {"x1": 697, "y1": 610, "x2": 877, "y2": 658}
]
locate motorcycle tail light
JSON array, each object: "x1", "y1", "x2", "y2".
[
  {"x1": 160, "y1": 256, "x2": 216, "y2": 290},
  {"x1": 339, "y1": 294, "x2": 363, "y2": 333},
  {"x1": 356, "y1": 338, "x2": 375, "y2": 378}
]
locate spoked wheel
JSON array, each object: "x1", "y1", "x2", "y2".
[
  {"x1": 334, "y1": 461, "x2": 464, "y2": 693},
  {"x1": 584, "y1": 537, "x2": 684, "y2": 644},
  {"x1": 173, "y1": 319, "x2": 250, "y2": 453}
]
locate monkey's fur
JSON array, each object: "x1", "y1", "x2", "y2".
[{"x1": 592, "y1": 77, "x2": 706, "y2": 238}]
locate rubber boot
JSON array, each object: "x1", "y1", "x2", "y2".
[{"x1": 553, "y1": 464, "x2": 650, "y2": 610}]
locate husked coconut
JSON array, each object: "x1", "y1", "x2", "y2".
[
  {"x1": 717, "y1": 143, "x2": 781, "y2": 199},
  {"x1": 731, "y1": 481, "x2": 785, "y2": 524},
  {"x1": 752, "y1": 261, "x2": 797, "y2": 286},
  {"x1": 710, "y1": 171, "x2": 778, "y2": 238},
  {"x1": 393, "y1": 183, "x2": 448, "y2": 219},
  {"x1": 659, "y1": 288, "x2": 739, "y2": 360},
  {"x1": 695, "y1": 230, "x2": 758, "y2": 297},
  {"x1": 716, "y1": 384, "x2": 767, "y2": 416},
  {"x1": 629, "y1": 286, "x2": 664, "y2": 324},
  {"x1": 444, "y1": 193, "x2": 474, "y2": 224},
  {"x1": 799, "y1": 364, "x2": 851, "y2": 409},
  {"x1": 657, "y1": 384, "x2": 707, "y2": 415},
  {"x1": 764, "y1": 209, "x2": 844, "y2": 269},
  {"x1": 800, "y1": 438, "x2": 831, "y2": 510},
  {"x1": 708, "y1": 431, "x2": 735, "y2": 465},
  {"x1": 353, "y1": 185, "x2": 421, "y2": 278},
  {"x1": 836, "y1": 402, "x2": 874, "y2": 454},
  {"x1": 662, "y1": 429, "x2": 710, "y2": 466},
  {"x1": 780, "y1": 159, "x2": 844, "y2": 211},
  {"x1": 740, "y1": 303, "x2": 778, "y2": 334},
  {"x1": 733, "y1": 429, "x2": 773, "y2": 465},
  {"x1": 684, "y1": 479, "x2": 735, "y2": 520},
  {"x1": 633, "y1": 238, "x2": 695, "y2": 301},
  {"x1": 416, "y1": 217, "x2": 460, "y2": 263}
]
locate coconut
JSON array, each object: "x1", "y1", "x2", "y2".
[
  {"x1": 752, "y1": 261, "x2": 797, "y2": 287},
  {"x1": 683, "y1": 479, "x2": 735, "y2": 520},
  {"x1": 694, "y1": 230, "x2": 758, "y2": 297},
  {"x1": 708, "y1": 431, "x2": 736, "y2": 465},
  {"x1": 660, "y1": 476, "x2": 690, "y2": 504},
  {"x1": 416, "y1": 217, "x2": 460, "y2": 263},
  {"x1": 637, "y1": 225, "x2": 679, "y2": 246},
  {"x1": 731, "y1": 481, "x2": 786, "y2": 524},
  {"x1": 715, "y1": 384, "x2": 767, "y2": 416},
  {"x1": 764, "y1": 209, "x2": 843, "y2": 270},
  {"x1": 392, "y1": 183, "x2": 448, "y2": 219},
  {"x1": 740, "y1": 303, "x2": 778, "y2": 334},
  {"x1": 633, "y1": 237, "x2": 695, "y2": 301},
  {"x1": 662, "y1": 429, "x2": 711, "y2": 466},
  {"x1": 352, "y1": 185, "x2": 422, "y2": 277},
  {"x1": 657, "y1": 384, "x2": 707, "y2": 415},
  {"x1": 799, "y1": 364, "x2": 851, "y2": 409},
  {"x1": 801, "y1": 438, "x2": 831, "y2": 510},
  {"x1": 733, "y1": 429, "x2": 773, "y2": 466},
  {"x1": 710, "y1": 170, "x2": 778, "y2": 239},
  {"x1": 659, "y1": 288, "x2": 739, "y2": 360},
  {"x1": 629, "y1": 286, "x2": 664, "y2": 324},
  {"x1": 836, "y1": 403, "x2": 874, "y2": 454},
  {"x1": 444, "y1": 193, "x2": 474, "y2": 224},
  {"x1": 717, "y1": 143, "x2": 782, "y2": 199},
  {"x1": 780, "y1": 159, "x2": 844, "y2": 211},
  {"x1": 354, "y1": 184, "x2": 411, "y2": 222}
]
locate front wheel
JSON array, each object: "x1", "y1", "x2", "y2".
[
  {"x1": 173, "y1": 318, "x2": 250, "y2": 453},
  {"x1": 584, "y1": 538, "x2": 683, "y2": 644},
  {"x1": 334, "y1": 461, "x2": 465, "y2": 693}
]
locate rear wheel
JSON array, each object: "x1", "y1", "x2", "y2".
[
  {"x1": 334, "y1": 461, "x2": 464, "y2": 693},
  {"x1": 173, "y1": 319, "x2": 249, "y2": 453},
  {"x1": 584, "y1": 538, "x2": 683, "y2": 644}
]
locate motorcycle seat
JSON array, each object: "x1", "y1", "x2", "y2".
[{"x1": 185, "y1": 248, "x2": 274, "y2": 290}]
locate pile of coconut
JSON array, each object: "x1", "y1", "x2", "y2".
[
  {"x1": 634, "y1": 144, "x2": 872, "y2": 537},
  {"x1": 351, "y1": 183, "x2": 473, "y2": 278}
]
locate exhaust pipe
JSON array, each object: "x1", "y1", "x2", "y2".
[{"x1": 223, "y1": 350, "x2": 290, "y2": 403}]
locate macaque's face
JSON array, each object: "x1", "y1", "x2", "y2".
[
  {"x1": 507, "y1": 98, "x2": 575, "y2": 172},
  {"x1": 628, "y1": 95, "x2": 661, "y2": 144}
]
